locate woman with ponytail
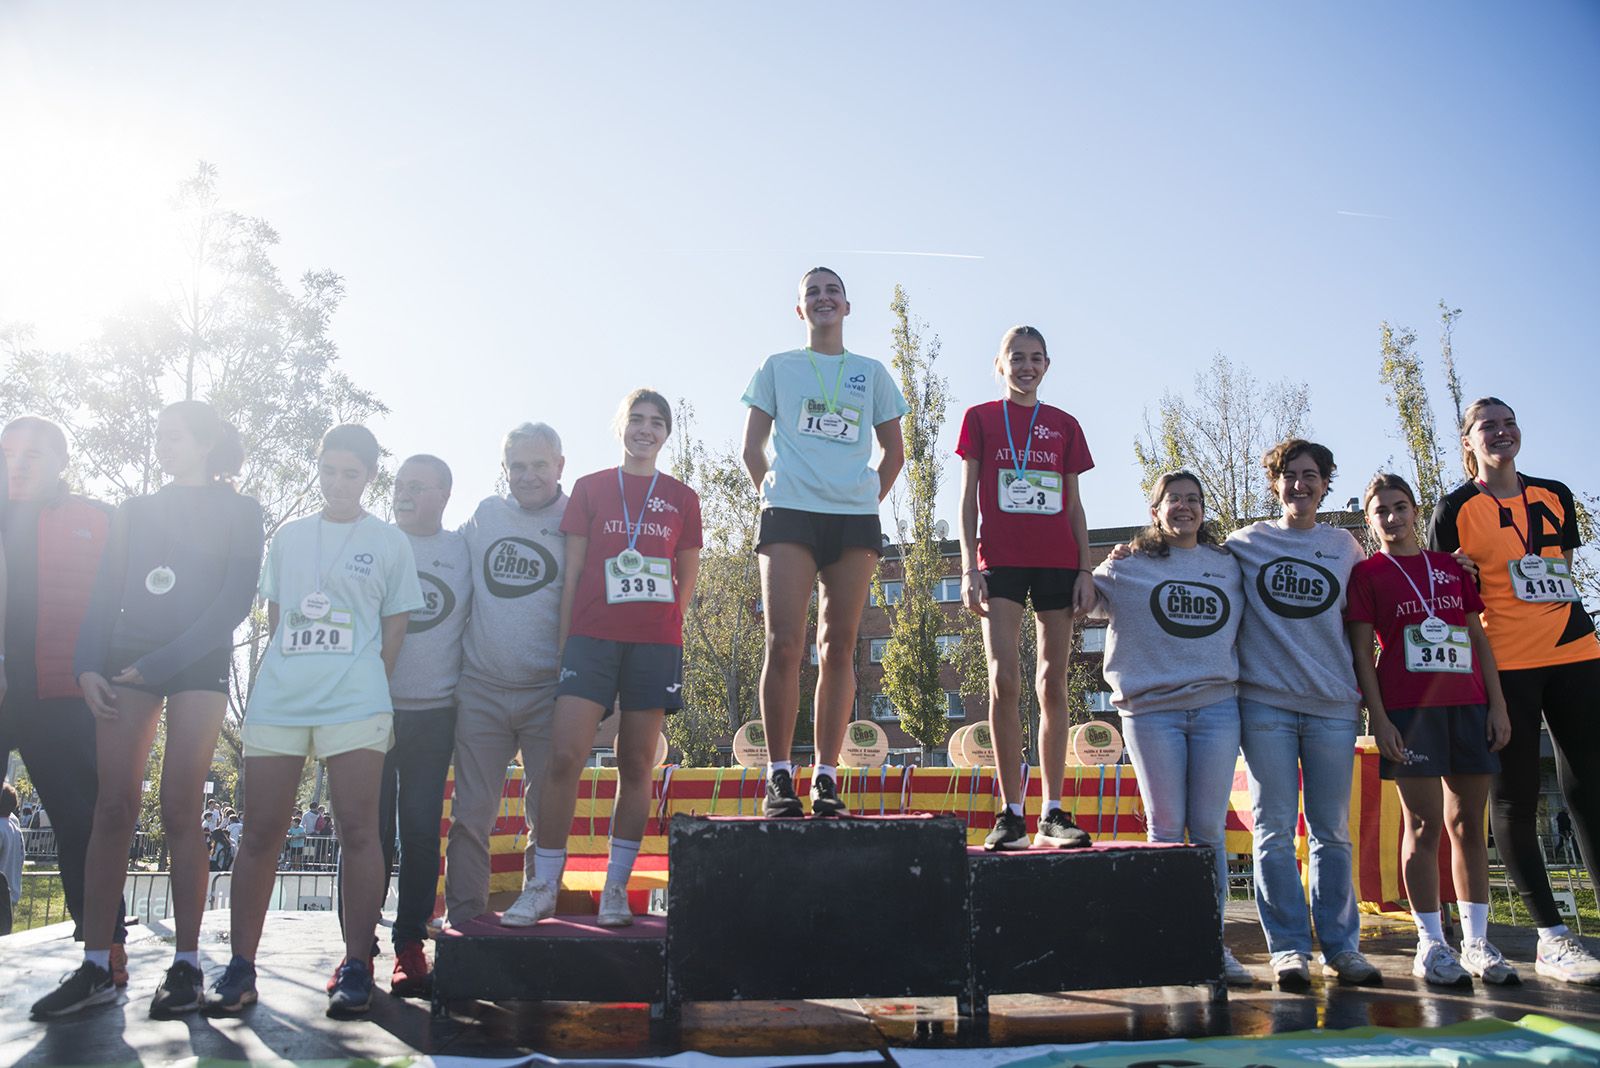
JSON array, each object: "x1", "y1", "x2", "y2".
[{"x1": 32, "y1": 401, "x2": 264, "y2": 1019}]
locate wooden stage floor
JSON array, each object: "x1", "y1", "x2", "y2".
[{"x1": 4, "y1": 904, "x2": 1598, "y2": 1065}]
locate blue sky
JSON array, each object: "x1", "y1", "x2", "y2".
[{"x1": 2, "y1": 2, "x2": 1596, "y2": 531}]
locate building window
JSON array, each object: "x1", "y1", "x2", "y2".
[
  {"x1": 1080, "y1": 626, "x2": 1106, "y2": 653},
  {"x1": 870, "y1": 581, "x2": 904, "y2": 607},
  {"x1": 945, "y1": 691, "x2": 964, "y2": 719},
  {"x1": 869, "y1": 639, "x2": 888, "y2": 663},
  {"x1": 932, "y1": 576, "x2": 962, "y2": 602},
  {"x1": 809, "y1": 643, "x2": 819, "y2": 666},
  {"x1": 936, "y1": 634, "x2": 961, "y2": 658},
  {"x1": 871, "y1": 694, "x2": 897, "y2": 721},
  {"x1": 1086, "y1": 690, "x2": 1115, "y2": 713}
]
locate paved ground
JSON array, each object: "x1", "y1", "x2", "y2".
[{"x1": 3, "y1": 904, "x2": 1598, "y2": 1064}]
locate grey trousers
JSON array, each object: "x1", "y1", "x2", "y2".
[{"x1": 443, "y1": 672, "x2": 557, "y2": 925}]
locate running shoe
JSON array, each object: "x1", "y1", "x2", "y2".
[
  {"x1": 984, "y1": 810, "x2": 1029, "y2": 851},
  {"x1": 1222, "y1": 946, "x2": 1255, "y2": 986},
  {"x1": 809, "y1": 773, "x2": 849, "y2": 818},
  {"x1": 202, "y1": 956, "x2": 258, "y2": 1014},
  {"x1": 30, "y1": 961, "x2": 116, "y2": 1019},
  {"x1": 1414, "y1": 941, "x2": 1473, "y2": 988},
  {"x1": 1460, "y1": 938, "x2": 1520, "y2": 985},
  {"x1": 327, "y1": 957, "x2": 374, "y2": 1017},
  {"x1": 1536, "y1": 932, "x2": 1600, "y2": 985},
  {"x1": 1271, "y1": 949, "x2": 1311, "y2": 992},
  {"x1": 149, "y1": 960, "x2": 206, "y2": 1017},
  {"x1": 499, "y1": 879, "x2": 559, "y2": 927},
  {"x1": 1034, "y1": 807, "x2": 1091, "y2": 848},
  {"x1": 762, "y1": 769, "x2": 803, "y2": 818},
  {"x1": 1324, "y1": 949, "x2": 1383, "y2": 986},
  {"x1": 597, "y1": 884, "x2": 633, "y2": 928},
  {"x1": 390, "y1": 943, "x2": 431, "y2": 999}
]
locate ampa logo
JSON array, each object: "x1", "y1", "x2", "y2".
[{"x1": 484, "y1": 537, "x2": 557, "y2": 598}]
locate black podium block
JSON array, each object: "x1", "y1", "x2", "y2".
[
  {"x1": 666, "y1": 814, "x2": 971, "y2": 1006},
  {"x1": 967, "y1": 842, "x2": 1225, "y2": 1013},
  {"x1": 433, "y1": 913, "x2": 666, "y2": 1009}
]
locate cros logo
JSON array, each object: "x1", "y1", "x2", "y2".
[
  {"x1": 409, "y1": 572, "x2": 456, "y2": 633},
  {"x1": 1150, "y1": 580, "x2": 1231, "y2": 638},
  {"x1": 1257, "y1": 557, "x2": 1340, "y2": 619},
  {"x1": 484, "y1": 537, "x2": 557, "y2": 598}
]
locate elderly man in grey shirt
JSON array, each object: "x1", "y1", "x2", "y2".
[{"x1": 444, "y1": 423, "x2": 567, "y2": 927}]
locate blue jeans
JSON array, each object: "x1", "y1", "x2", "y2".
[
  {"x1": 1238, "y1": 700, "x2": 1358, "y2": 961},
  {"x1": 1120, "y1": 697, "x2": 1241, "y2": 932},
  {"x1": 380, "y1": 707, "x2": 459, "y2": 946}
]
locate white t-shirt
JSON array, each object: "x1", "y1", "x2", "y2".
[{"x1": 248, "y1": 513, "x2": 424, "y2": 726}]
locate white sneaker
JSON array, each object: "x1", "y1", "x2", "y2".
[
  {"x1": 1536, "y1": 932, "x2": 1600, "y2": 985},
  {"x1": 499, "y1": 880, "x2": 559, "y2": 927},
  {"x1": 1222, "y1": 946, "x2": 1254, "y2": 987},
  {"x1": 1460, "y1": 938, "x2": 1520, "y2": 985},
  {"x1": 1413, "y1": 940, "x2": 1472, "y2": 988},
  {"x1": 1271, "y1": 950, "x2": 1311, "y2": 991},
  {"x1": 596, "y1": 884, "x2": 633, "y2": 928}
]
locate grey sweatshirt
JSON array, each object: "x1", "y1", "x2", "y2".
[
  {"x1": 1091, "y1": 544, "x2": 1244, "y2": 714},
  {"x1": 389, "y1": 528, "x2": 473, "y2": 710},
  {"x1": 460, "y1": 493, "x2": 566, "y2": 688},
  {"x1": 1226, "y1": 520, "x2": 1363, "y2": 720}
]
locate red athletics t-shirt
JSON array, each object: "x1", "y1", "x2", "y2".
[
  {"x1": 1345, "y1": 550, "x2": 1487, "y2": 711},
  {"x1": 955, "y1": 399, "x2": 1094, "y2": 570},
  {"x1": 561, "y1": 468, "x2": 703, "y2": 646}
]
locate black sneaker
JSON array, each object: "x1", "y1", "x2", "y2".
[
  {"x1": 809, "y1": 773, "x2": 850, "y2": 818},
  {"x1": 149, "y1": 960, "x2": 206, "y2": 1017},
  {"x1": 985, "y1": 809, "x2": 1029, "y2": 851},
  {"x1": 327, "y1": 957, "x2": 374, "y2": 1017},
  {"x1": 1034, "y1": 807, "x2": 1092, "y2": 848},
  {"x1": 202, "y1": 956, "x2": 258, "y2": 1015},
  {"x1": 763, "y1": 769, "x2": 804, "y2": 818},
  {"x1": 30, "y1": 961, "x2": 116, "y2": 1019}
]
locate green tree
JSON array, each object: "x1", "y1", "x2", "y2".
[
  {"x1": 0, "y1": 161, "x2": 386, "y2": 801},
  {"x1": 875, "y1": 286, "x2": 951, "y2": 760},
  {"x1": 670, "y1": 403, "x2": 764, "y2": 765},
  {"x1": 1438, "y1": 301, "x2": 1466, "y2": 445},
  {"x1": 1133, "y1": 352, "x2": 1310, "y2": 533},
  {"x1": 1379, "y1": 321, "x2": 1448, "y2": 508}
]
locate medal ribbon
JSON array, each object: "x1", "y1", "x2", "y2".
[
  {"x1": 617, "y1": 467, "x2": 662, "y2": 556},
  {"x1": 1381, "y1": 551, "x2": 1440, "y2": 620},
  {"x1": 1475, "y1": 476, "x2": 1539, "y2": 559},
  {"x1": 805, "y1": 348, "x2": 849, "y2": 414},
  {"x1": 1002, "y1": 399, "x2": 1043, "y2": 479},
  {"x1": 314, "y1": 514, "x2": 365, "y2": 595}
]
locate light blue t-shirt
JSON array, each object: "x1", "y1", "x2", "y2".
[
  {"x1": 741, "y1": 348, "x2": 909, "y2": 515},
  {"x1": 248, "y1": 513, "x2": 424, "y2": 726}
]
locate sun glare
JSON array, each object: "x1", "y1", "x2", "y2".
[{"x1": 0, "y1": 107, "x2": 189, "y2": 348}]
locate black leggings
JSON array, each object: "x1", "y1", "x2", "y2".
[{"x1": 1493, "y1": 658, "x2": 1600, "y2": 928}]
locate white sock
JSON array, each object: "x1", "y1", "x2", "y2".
[
  {"x1": 768, "y1": 761, "x2": 793, "y2": 779},
  {"x1": 1042, "y1": 798, "x2": 1063, "y2": 816},
  {"x1": 1413, "y1": 910, "x2": 1446, "y2": 945},
  {"x1": 606, "y1": 838, "x2": 642, "y2": 890},
  {"x1": 533, "y1": 846, "x2": 566, "y2": 885},
  {"x1": 1460, "y1": 901, "x2": 1489, "y2": 942},
  {"x1": 1007, "y1": 802, "x2": 1024, "y2": 817},
  {"x1": 813, "y1": 763, "x2": 836, "y2": 782},
  {"x1": 173, "y1": 950, "x2": 200, "y2": 969},
  {"x1": 1539, "y1": 923, "x2": 1571, "y2": 941},
  {"x1": 85, "y1": 949, "x2": 111, "y2": 969}
]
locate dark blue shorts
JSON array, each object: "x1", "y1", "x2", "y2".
[
  {"x1": 557, "y1": 634, "x2": 683, "y2": 718},
  {"x1": 111, "y1": 645, "x2": 230, "y2": 697},
  {"x1": 757, "y1": 507, "x2": 882, "y2": 569},
  {"x1": 1379, "y1": 704, "x2": 1501, "y2": 779}
]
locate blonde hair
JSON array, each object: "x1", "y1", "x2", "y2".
[{"x1": 1460, "y1": 396, "x2": 1515, "y2": 479}]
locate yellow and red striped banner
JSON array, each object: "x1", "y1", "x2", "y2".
[{"x1": 436, "y1": 742, "x2": 1450, "y2": 912}]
